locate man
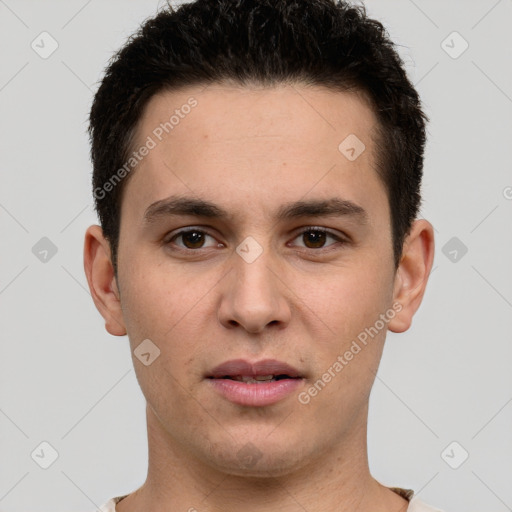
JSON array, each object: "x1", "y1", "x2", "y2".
[{"x1": 84, "y1": 0, "x2": 439, "y2": 510}]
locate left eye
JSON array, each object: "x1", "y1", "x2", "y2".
[
  {"x1": 292, "y1": 228, "x2": 343, "y2": 249},
  {"x1": 167, "y1": 227, "x2": 344, "y2": 251}
]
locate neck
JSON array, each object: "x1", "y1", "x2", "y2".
[{"x1": 116, "y1": 404, "x2": 408, "y2": 512}]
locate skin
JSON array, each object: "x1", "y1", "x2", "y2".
[{"x1": 84, "y1": 83, "x2": 434, "y2": 512}]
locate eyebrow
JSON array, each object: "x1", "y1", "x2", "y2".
[{"x1": 143, "y1": 195, "x2": 368, "y2": 224}]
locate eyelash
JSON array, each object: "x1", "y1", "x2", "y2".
[{"x1": 164, "y1": 226, "x2": 348, "y2": 252}]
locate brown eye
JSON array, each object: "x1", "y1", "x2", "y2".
[
  {"x1": 302, "y1": 229, "x2": 327, "y2": 248},
  {"x1": 167, "y1": 229, "x2": 219, "y2": 250},
  {"x1": 180, "y1": 230, "x2": 206, "y2": 248},
  {"x1": 293, "y1": 228, "x2": 343, "y2": 249}
]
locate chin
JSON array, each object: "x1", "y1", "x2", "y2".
[{"x1": 203, "y1": 434, "x2": 313, "y2": 478}]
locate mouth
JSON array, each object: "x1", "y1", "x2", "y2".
[
  {"x1": 209, "y1": 374, "x2": 300, "y2": 383},
  {"x1": 206, "y1": 358, "x2": 304, "y2": 381},
  {"x1": 206, "y1": 359, "x2": 305, "y2": 407}
]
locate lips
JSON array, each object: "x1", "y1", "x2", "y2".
[
  {"x1": 207, "y1": 358, "x2": 303, "y2": 381},
  {"x1": 206, "y1": 359, "x2": 305, "y2": 407}
]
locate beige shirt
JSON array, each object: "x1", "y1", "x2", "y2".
[{"x1": 98, "y1": 488, "x2": 444, "y2": 511}]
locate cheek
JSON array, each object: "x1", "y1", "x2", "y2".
[
  {"x1": 300, "y1": 271, "x2": 392, "y2": 415},
  {"x1": 119, "y1": 266, "x2": 209, "y2": 418},
  {"x1": 117, "y1": 255, "x2": 220, "y2": 383},
  {"x1": 298, "y1": 262, "x2": 393, "y2": 340},
  {"x1": 118, "y1": 254, "x2": 200, "y2": 337}
]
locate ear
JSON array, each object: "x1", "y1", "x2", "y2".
[
  {"x1": 388, "y1": 219, "x2": 435, "y2": 333},
  {"x1": 83, "y1": 225, "x2": 127, "y2": 336}
]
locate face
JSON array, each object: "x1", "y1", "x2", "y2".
[{"x1": 87, "y1": 83, "x2": 430, "y2": 477}]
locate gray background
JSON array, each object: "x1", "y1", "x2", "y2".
[{"x1": 1, "y1": 0, "x2": 511, "y2": 511}]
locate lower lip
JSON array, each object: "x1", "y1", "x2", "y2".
[{"x1": 208, "y1": 378, "x2": 304, "y2": 407}]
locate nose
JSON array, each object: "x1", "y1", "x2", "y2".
[{"x1": 217, "y1": 242, "x2": 292, "y2": 334}]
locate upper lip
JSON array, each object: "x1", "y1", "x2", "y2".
[{"x1": 207, "y1": 359, "x2": 303, "y2": 378}]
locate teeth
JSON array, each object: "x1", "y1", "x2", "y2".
[{"x1": 234, "y1": 375, "x2": 275, "y2": 383}]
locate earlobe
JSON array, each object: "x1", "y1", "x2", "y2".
[
  {"x1": 388, "y1": 219, "x2": 435, "y2": 333},
  {"x1": 83, "y1": 225, "x2": 127, "y2": 336}
]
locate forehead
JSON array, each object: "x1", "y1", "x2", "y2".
[
  {"x1": 122, "y1": 83, "x2": 386, "y2": 224},
  {"x1": 136, "y1": 82, "x2": 377, "y2": 153}
]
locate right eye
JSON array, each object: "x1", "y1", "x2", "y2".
[{"x1": 165, "y1": 228, "x2": 223, "y2": 251}]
